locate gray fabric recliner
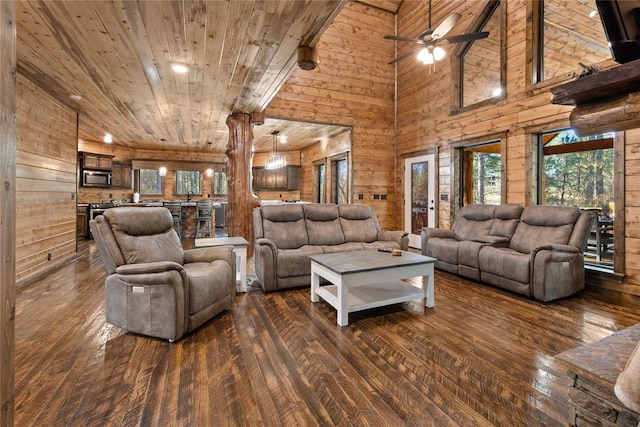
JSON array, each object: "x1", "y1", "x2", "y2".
[
  {"x1": 422, "y1": 204, "x2": 592, "y2": 302},
  {"x1": 90, "y1": 207, "x2": 236, "y2": 341}
]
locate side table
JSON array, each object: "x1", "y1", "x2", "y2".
[{"x1": 195, "y1": 237, "x2": 249, "y2": 292}]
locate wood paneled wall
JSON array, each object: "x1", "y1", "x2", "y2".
[
  {"x1": 394, "y1": 0, "x2": 640, "y2": 295},
  {"x1": 265, "y1": 2, "x2": 397, "y2": 229},
  {"x1": 300, "y1": 130, "x2": 352, "y2": 203},
  {"x1": 16, "y1": 75, "x2": 77, "y2": 285},
  {"x1": 1, "y1": 0, "x2": 16, "y2": 424}
]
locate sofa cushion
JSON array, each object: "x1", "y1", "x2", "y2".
[
  {"x1": 303, "y1": 204, "x2": 346, "y2": 246},
  {"x1": 338, "y1": 204, "x2": 379, "y2": 243},
  {"x1": 261, "y1": 205, "x2": 309, "y2": 249},
  {"x1": 425, "y1": 237, "x2": 459, "y2": 265},
  {"x1": 489, "y1": 204, "x2": 523, "y2": 238},
  {"x1": 105, "y1": 207, "x2": 184, "y2": 265},
  {"x1": 321, "y1": 242, "x2": 365, "y2": 253},
  {"x1": 479, "y1": 246, "x2": 530, "y2": 284},
  {"x1": 277, "y1": 246, "x2": 324, "y2": 278},
  {"x1": 510, "y1": 206, "x2": 579, "y2": 254},
  {"x1": 184, "y1": 260, "x2": 233, "y2": 315},
  {"x1": 453, "y1": 204, "x2": 495, "y2": 240}
]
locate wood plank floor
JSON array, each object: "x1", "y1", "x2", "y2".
[{"x1": 14, "y1": 241, "x2": 640, "y2": 426}]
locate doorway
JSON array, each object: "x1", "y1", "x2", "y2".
[{"x1": 404, "y1": 154, "x2": 436, "y2": 249}]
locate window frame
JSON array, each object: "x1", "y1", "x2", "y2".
[
  {"x1": 452, "y1": 0, "x2": 506, "y2": 114},
  {"x1": 138, "y1": 168, "x2": 163, "y2": 196},
  {"x1": 175, "y1": 170, "x2": 201, "y2": 196}
]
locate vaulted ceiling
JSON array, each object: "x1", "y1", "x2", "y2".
[{"x1": 16, "y1": 0, "x2": 350, "y2": 153}]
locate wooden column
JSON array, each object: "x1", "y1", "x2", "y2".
[
  {"x1": 0, "y1": 1, "x2": 16, "y2": 426},
  {"x1": 226, "y1": 113, "x2": 260, "y2": 257}
]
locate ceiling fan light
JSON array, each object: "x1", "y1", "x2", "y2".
[
  {"x1": 417, "y1": 47, "x2": 434, "y2": 64},
  {"x1": 433, "y1": 46, "x2": 446, "y2": 61}
]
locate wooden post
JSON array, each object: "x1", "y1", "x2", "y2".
[
  {"x1": 226, "y1": 113, "x2": 260, "y2": 257},
  {"x1": 0, "y1": 1, "x2": 16, "y2": 426}
]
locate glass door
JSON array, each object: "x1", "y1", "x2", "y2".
[{"x1": 404, "y1": 154, "x2": 436, "y2": 249}]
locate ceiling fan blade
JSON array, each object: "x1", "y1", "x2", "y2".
[
  {"x1": 384, "y1": 35, "x2": 423, "y2": 44},
  {"x1": 443, "y1": 31, "x2": 489, "y2": 44},
  {"x1": 388, "y1": 49, "x2": 419, "y2": 65},
  {"x1": 431, "y1": 13, "x2": 461, "y2": 40}
]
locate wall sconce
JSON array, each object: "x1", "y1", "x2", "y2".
[
  {"x1": 205, "y1": 168, "x2": 214, "y2": 178},
  {"x1": 159, "y1": 166, "x2": 167, "y2": 177}
]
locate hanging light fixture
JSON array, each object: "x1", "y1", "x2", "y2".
[
  {"x1": 417, "y1": 46, "x2": 446, "y2": 72},
  {"x1": 265, "y1": 131, "x2": 286, "y2": 170}
]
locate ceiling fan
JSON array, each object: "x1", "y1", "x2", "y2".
[{"x1": 384, "y1": 0, "x2": 489, "y2": 65}]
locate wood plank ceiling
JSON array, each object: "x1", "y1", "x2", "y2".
[{"x1": 15, "y1": 0, "x2": 348, "y2": 153}]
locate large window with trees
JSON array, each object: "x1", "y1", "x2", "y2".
[
  {"x1": 315, "y1": 162, "x2": 326, "y2": 203},
  {"x1": 539, "y1": 129, "x2": 615, "y2": 267},
  {"x1": 461, "y1": 142, "x2": 502, "y2": 205}
]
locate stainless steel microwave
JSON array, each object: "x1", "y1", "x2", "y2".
[{"x1": 82, "y1": 169, "x2": 112, "y2": 187}]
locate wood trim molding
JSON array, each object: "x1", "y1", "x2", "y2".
[{"x1": 0, "y1": 1, "x2": 16, "y2": 425}]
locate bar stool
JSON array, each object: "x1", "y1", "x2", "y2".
[
  {"x1": 163, "y1": 202, "x2": 183, "y2": 239},
  {"x1": 196, "y1": 201, "x2": 214, "y2": 238}
]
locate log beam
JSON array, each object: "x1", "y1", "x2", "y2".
[
  {"x1": 226, "y1": 113, "x2": 260, "y2": 257},
  {"x1": 570, "y1": 92, "x2": 640, "y2": 136},
  {"x1": 0, "y1": 1, "x2": 16, "y2": 425}
]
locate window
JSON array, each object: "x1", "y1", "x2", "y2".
[
  {"x1": 176, "y1": 170, "x2": 201, "y2": 196},
  {"x1": 454, "y1": 1, "x2": 504, "y2": 111},
  {"x1": 331, "y1": 156, "x2": 349, "y2": 204},
  {"x1": 139, "y1": 169, "x2": 162, "y2": 195},
  {"x1": 538, "y1": 129, "x2": 615, "y2": 268},
  {"x1": 213, "y1": 171, "x2": 227, "y2": 196},
  {"x1": 461, "y1": 142, "x2": 502, "y2": 205},
  {"x1": 315, "y1": 162, "x2": 326, "y2": 203},
  {"x1": 532, "y1": 0, "x2": 610, "y2": 84}
]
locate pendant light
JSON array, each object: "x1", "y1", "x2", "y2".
[{"x1": 265, "y1": 131, "x2": 286, "y2": 170}]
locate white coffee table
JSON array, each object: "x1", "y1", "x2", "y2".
[
  {"x1": 195, "y1": 237, "x2": 249, "y2": 292},
  {"x1": 309, "y1": 250, "x2": 436, "y2": 326}
]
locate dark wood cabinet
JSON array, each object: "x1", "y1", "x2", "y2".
[
  {"x1": 77, "y1": 205, "x2": 88, "y2": 240},
  {"x1": 252, "y1": 166, "x2": 300, "y2": 190},
  {"x1": 80, "y1": 152, "x2": 113, "y2": 170},
  {"x1": 112, "y1": 161, "x2": 132, "y2": 188}
]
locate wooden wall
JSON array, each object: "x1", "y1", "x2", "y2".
[
  {"x1": 394, "y1": 0, "x2": 640, "y2": 295},
  {"x1": 300, "y1": 130, "x2": 352, "y2": 203},
  {"x1": 1, "y1": 0, "x2": 16, "y2": 423},
  {"x1": 265, "y1": 1, "x2": 397, "y2": 229},
  {"x1": 16, "y1": 75, "x2": 77, "y2": 285}
]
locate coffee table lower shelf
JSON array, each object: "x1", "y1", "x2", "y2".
[{"x1": 314, "y1": 281, "x2": 426, "y2": 314}]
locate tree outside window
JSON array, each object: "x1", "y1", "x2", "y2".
[
  {"x1": 139, "y1": 169, "x2": 162, "y2": 195},
  {"x1": 213, "y1": 171, "x2": 227, "y2": 196},
  {"x1": 462, "y1": 143, "x2": 502, "y2": 205},
  {"x1": 176, "y1": 170, "x2": 201, "y2": 196}
]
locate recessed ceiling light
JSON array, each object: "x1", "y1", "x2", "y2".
[
  {"x1": 280, "y1": 135, "x2": 288, "y2": 144},
  {"x1": 589, "y1": 10, "x2": 597, "y2": 18},
  {"x1": 69, "y1": 94, "x2": 82, "y2": 101},
  {"x1": 103, "y1": 133, "x2": 113, "y2": 143},
  {"x1": 171, "y1": 62, "x2": 189, "y2": 73},
  {"x1": 492, "y1": 87, "x2": 503, "y2": 97}
]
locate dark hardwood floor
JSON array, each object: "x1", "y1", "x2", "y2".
[{"x1": 14, "y1": 241, "x2": 640, "y2": 426}]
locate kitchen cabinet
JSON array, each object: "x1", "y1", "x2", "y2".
[
  {"x1": 252, "y1": 166, "x2": 300, "y2": 190},
  {"x1": 112, "y1": 161, "x2": 132, "y2": 188},
  {"x1": 77, "y1": 205, "x2": 88, "y2": 239},
  {"x1": 80, "y1": 152, "x2": 113, "y2": 170}
]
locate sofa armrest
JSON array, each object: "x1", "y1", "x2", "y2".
[
  {"x1": 115, "y1": 261, "x2": 184, "y2": 276},
  {"x1": 377, "y1": 230, "x2": 409, "y2": 250},
  {"x1": 184, "y1": 246, "x2": 234, "y2": 265},
  {"x1": 530, "y1": 244, "x2": 585, "y2": 302},
  {"x1": 472, "y1": 235, "x2": 510, "y2": 247},
  {"x1": 254, "y1": 238, "x2": 278, "y2": 291},
  {"x1": 422, "y1": 227, "x2": 455, "y2": 239}
]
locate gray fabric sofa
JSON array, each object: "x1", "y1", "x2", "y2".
[
  {"x1": 422, "y1": 204, "x2": 592, "y2": 302},
  {"x1": 90, "y1": 207, "x2": 236, "y2": 341},
  {"x1": 253, "y1": 203, "x2": 409, "y2": 292}
]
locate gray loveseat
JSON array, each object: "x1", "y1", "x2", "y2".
[
  {"x1": 422, "y1": 204, "x2": 592, "y2": 302},
  {"x1": 253, "y1": 203, "x2": 409, "y2": 292}
]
